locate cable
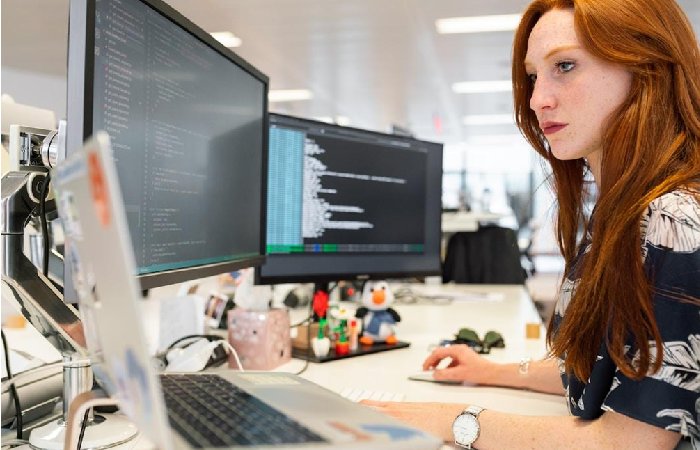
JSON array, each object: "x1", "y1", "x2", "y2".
[
  {"x1": 76, "y1": 408, "x2": 90, "y2": 449},
  {"x1": 294, "y1": 293, "x2": 315, "y2": 376},
  {"x1": 392, "y1": 283, "x2": 454, "y2": 305},
  {"x1": 166, "y1": 334, "x2": 223, "y2": 350},
  {"x1": 2, "y1": 330, "x2": 23, "y2": 439},
  {"x1": 39, "y1": 172, "x2": 51, "y2": 277},
  {"x1": 8, "y1": 385, "x2": 22, "y2": 440},
  {"x1": 2, "y1": 330, "x2": 12, "y2": 379},
  {"x1": 289, "y1": 314, "x2": 312, "y2": 328},
  {"x1": 220, "y1": 341, "x2": 244, "y2": 371}
]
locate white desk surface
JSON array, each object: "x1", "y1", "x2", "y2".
[
  {"x1": 2, "y1": 283, "x2": 568, "y2": 448},
  {"x1": 279, "y1": 283, "x2": 567, "y2": 416}
]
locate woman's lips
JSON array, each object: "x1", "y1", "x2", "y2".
[{"x1": 542, "y1": 122, "x2": 567, "y2": 135}]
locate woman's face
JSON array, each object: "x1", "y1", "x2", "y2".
[{"x1": 524, "y1": 9, "x2": 632, "y2": 169}]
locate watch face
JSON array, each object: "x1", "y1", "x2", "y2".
[{"x1": 453, "y1": 413, "x2": 479, "y2": 445}]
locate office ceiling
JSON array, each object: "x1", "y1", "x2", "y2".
[{"x1": 2, "y1": 0, "x2": 700, "y2": 146}]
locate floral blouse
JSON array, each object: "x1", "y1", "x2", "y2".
[{"x1": 551, "y1": 190, "x2": 700, "y2": 447}]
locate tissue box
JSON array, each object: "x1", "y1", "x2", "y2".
[{"x1": 227, "y1": 308, "x2": 291, "y2": 370}]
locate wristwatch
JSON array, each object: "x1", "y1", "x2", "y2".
[{"x1": 452, "y1": 405, "x2": 484, "y2": 449}]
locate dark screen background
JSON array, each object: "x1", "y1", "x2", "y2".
[{"x1": 92, "y1": 0, "x2": 265, "y2": 274}]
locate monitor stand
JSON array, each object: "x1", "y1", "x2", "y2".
[
  {"x1": 293, "y1": 281, "x2": 411, "y2": 363},
  {"x1": 28, "y1": 415, "x2": 139, "y2": 450},
  {"x1": 28, "y1": 355, "x2": 139, "y2": 449}
]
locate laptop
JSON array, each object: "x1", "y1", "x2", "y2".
[{"x1": 53, "y1": 132, "x2": 442, "y2": 450}]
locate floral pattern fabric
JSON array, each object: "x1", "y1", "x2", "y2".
[{"x1": 552, "y1": 190, "x2": 700, "y2": 447}]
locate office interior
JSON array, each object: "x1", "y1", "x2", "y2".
[{"x1": 2, "y1": 0, "x2": 699, "y2": 448}]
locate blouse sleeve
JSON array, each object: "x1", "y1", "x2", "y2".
[{"x1": 601, "y1": 192, "x2": 700, "y2": 440}]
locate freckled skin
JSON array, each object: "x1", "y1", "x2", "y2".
[{"x1": 524, "y1": 9, "x2": 632, "y2": 180}]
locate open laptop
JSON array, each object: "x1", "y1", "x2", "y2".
[{"x1": 53, "y1": 132, "x2": 442, "y2": 450}]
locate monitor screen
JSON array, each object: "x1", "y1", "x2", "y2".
[
  {"x1": 65, "y1": 0, "x2": 268, "y2": 298},
  {"x1": 256, "y1": 114, "x2": 443, "y2": 284}
]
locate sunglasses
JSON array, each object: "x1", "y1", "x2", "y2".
[{"x1": 451, "y1": 328, "x2": 505, "y2": 354}]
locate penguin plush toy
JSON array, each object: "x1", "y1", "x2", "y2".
[{"x1": 355, "y1": 281, "x2": 401, "y2": 345}]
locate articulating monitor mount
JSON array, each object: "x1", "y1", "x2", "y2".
[{"x1": 1, "y1": 124, "x2": 139, "y2": 446}]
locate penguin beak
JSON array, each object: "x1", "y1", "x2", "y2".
[{"x1": 372, "y1": 289, "x2": 385, "y2": 305}]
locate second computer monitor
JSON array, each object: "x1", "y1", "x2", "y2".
[{"x1": 257, "y1": 114, "x2": 443, "y2": 284}]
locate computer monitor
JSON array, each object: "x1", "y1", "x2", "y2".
[
  {"x1": 256, "y1": 113, "x2": 443, "y2": 285},
  {"x1": 64, "y1": 0, "x2": 269, "y2": 301}
]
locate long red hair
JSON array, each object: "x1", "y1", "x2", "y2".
[{"x1": 512, "y1": 0, "x2": 700, "y2": 381}]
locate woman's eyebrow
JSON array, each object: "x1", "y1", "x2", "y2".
[{"x1": 524, "y1": 44, "x2": 581, "y2": 69}]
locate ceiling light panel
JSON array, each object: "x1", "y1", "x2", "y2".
[
  {"x1": 210, "y1": 31, "x2": 242, "y2": 48},
  {"x1": 268, "y1": 89, "x2": 314, "y2": 102},
  {"x1": 436, "y1": 14, "x2": 521, "y2": 34}
]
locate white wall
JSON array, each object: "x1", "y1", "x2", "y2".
[{"x1": 1, "y1": 67, "x2": 67, "y2": 120}]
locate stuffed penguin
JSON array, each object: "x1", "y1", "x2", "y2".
[{"x1": 355, "y1": 281, "x2": 400, "y2": 345}]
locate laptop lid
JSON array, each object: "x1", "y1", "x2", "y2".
[{"x1": 54, "y1": 132, "x2": 174, "y2": 449}]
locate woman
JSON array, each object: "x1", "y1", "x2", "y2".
[{"x1": 363, "y1": 0, "x2": 700, "y2": 448}]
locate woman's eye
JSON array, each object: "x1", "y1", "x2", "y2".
[
  {"x1": 528, "y1": 73, "x2": 537, "y2": 83},
  {"x1": 556, "y1": 61, "x2": 575, "y2": 73}
]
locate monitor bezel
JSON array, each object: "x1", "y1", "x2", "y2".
[
  {"x1": 66, "y1": 0, "x2": 269, "y2": 296},
  {"x1": 255, "y1": 113, "x2": 443, "y2": 285}
]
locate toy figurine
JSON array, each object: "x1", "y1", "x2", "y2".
[
  {"x1": 355, "y1": 281, "x2": 400, "y2": 345},
  {"x1": 311, "y1": 318, "x2": 330, "y2": 358},
  {"x1": 312, "y1": 289, "x2": 330, "y2": 321},
  {"x1": 330, "y1": 305, "x2": 354, "y2": 356}
]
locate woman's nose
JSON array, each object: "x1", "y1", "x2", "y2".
[{"x1": 530, "y1": 78, "x2": 556, "y2": 112}]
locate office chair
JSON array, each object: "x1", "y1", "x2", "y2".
[{"x1": 442, "y1": 225, "x2": 527, "y2": 284}]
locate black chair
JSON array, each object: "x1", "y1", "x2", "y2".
[{"x1": 442, "y1": 225, "x2": 527, "y2": 284}]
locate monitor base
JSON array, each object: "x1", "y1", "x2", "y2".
[{"x1": 28, "y1": 415, "x2": 139, "y2": 450}]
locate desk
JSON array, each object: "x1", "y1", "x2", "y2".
[
  {"x1": 2, "y1": 284, "x2": 567, "y2": 448},
  {"x1": 279, "y1": 284, "x2": 566, "y2": 416}
]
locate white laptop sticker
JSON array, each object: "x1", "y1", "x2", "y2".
[{"x1": 58, "y1": 191, "x2": 83, "y2": 240}]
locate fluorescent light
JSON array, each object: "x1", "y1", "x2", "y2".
[
  {"x1": 463, "y1": 114, "x2": 514, "y2": 126},
  {"x1": 268, "y1": 89, "x2": 313, "y2": 103},
  {"x1": 210, "y1": 31, "x2": 242, "y2": 48},
  {"x1": 314, "y1": 116, "x2": 350, "y2": 125},
  {"x1": 452, "y1": 80, "x2": 512, "y2": 94},
  {"x1": 436, "y1": 14, "x2": 521, "y2": 34},
  {"x1": 335, "y1": 116, "x2": 351, "y2": 126}
]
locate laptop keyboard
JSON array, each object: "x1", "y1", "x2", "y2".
[{"x1": 160, "y1": 373, "x2": 327, "y2": 447}]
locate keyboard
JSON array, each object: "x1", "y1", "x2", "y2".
[
  {"x1": 160, "y1": 373, "x2": 327, "y2": 447},
  {"x1": 338, "y1": 387, "x2": 405, "y2": 402}
]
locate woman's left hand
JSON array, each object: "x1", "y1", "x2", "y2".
[{"x1": 360, "y1": 400, "x2": 465, "y2": 442}]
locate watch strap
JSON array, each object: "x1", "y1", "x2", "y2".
[{"x1": 464, "y1": 405, "x2": 484, "y2": 417}]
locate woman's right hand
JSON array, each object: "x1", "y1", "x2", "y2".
[{"x1": 422, "y1": 344, "x2": 496, "y2": 384}]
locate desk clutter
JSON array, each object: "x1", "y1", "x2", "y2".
[
  {"x1": 290, "y1": 281, "x2": 411, "y2": 363},
  {"x1": 193, "y1": 278, "x2": 413, "y2": 369}
]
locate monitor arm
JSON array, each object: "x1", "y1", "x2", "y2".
[{"x1": 1, "y1": 123, "x2": 86, "y2": 356}]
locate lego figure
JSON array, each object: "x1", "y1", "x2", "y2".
[
  {"x1": 330, "y1": 305, "x2": 355, "y2": 355},
  {"x1": 355, "y1": 281, "x2": 400, "y2": 345}
]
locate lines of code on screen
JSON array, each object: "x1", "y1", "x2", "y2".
[{"x1": 267, "y1": 120, "x2": 427, "y2": 255}]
